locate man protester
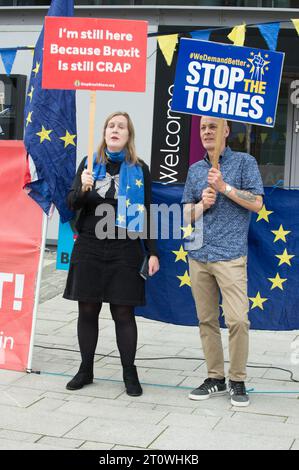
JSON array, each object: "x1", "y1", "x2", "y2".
[{"x1": 182, "y1": 116, "x2": 264, "y2": 407}]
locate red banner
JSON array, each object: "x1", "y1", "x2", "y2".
[
  {"x1": 0, "y1": 141, "x2": 43, "y2": 371},
  {"x1": 42, "y1": 17, "x2": 148, "y2": 92}
]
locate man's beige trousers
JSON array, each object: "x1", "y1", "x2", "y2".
[{"x1": 189, "y1": 256, "x2": 250, "y2": 382}]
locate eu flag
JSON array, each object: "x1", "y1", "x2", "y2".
[
  {"x1": 136, "y1": 185, "x2": 299, "y2": 331},
  {"x1": 24, "y1": 0, "x2": 76, "y2": 223}
]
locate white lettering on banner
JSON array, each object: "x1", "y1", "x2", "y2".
[
  {"x1": 0, "y1": 331, "x2": 14, "y2": 351},
  {"x1": 185, "y1": 61, "x2": 264, "y2": 119},
  {"x1": 103, "y1": 46, "x2": 140, "y2": 58},
  {"x1": 51, "y1": 44, "x2": 102, "y2": 56},
  {"x1": 0, "y1": 273, "x2": 25, "y2": 311},
  {"x1": 159, "y1": 84, "x2": 181, "y2": 183},
  {"x1": 185, "y1": 85, "x2": 264, "y2": 119},
  {"x1": 186, "y1": 62, "x2": 245, "y2": 90},
  {"x1": 59, "y1": 28, "x2": 134, "y2": 42},
  {"x1": 95, "y1": 62, "x2": 131, "y2": 73}
]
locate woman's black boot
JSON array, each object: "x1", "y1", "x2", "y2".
[
  {"x1": 123, "y1": 365, "x2": 143, "y2": 397},
  {"x1": 66, "y1": 371, "x2": 93, "y2": 391}
]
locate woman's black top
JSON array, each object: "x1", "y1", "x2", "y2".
[{"x1": 63, "y1": 156, "x2": 158, "y2": 306}]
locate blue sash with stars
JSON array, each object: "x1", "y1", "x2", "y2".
[{"x1": 86, "y1": 151, "x2": 145, "y2": 232}]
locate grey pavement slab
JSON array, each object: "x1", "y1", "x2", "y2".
[
  {"x1": 0, "y1": 438, "x2": 64, "y2": 450},
  {"x1": 231, "y1": 412, "x2": 287, "y2": 423},
  {"x1": 215, "y1": 417, "x2": 299, "y2": 440},
  {"x1": 291, "y1": 440, "x2": 299, "y2": 450},
  {"x1": 58, "y1": 400, "x2": 168, "y2": 425},
  {"x1": 0, "y1": 403, "x2": 85, "y2": 436},
  {"x1": 0, "y1": 386, "x2": 43, "y2": 408},
  {"x1": 158, "y1": 412, "x2": 221, "y2": 429},
  {"x1": 36, "y1": 436, "x2": 85, "y2": 449},
  {"x1": 149, "y1": 426, "x2": 294, "y2": 450},
  {"x1": 79, "y1": 441, "x2": 114, "y2": 450},
  {"x1": 0, "y1": 370, "x2": 26, "y2": 386},
  {"x1": 229, "y1": 394, "x2": 299, "y2": 417},
  {"x1": 65, "y1": 417, "x2": 167, "y2": 448},
  {"x1": 0, "y1": 429, "x2": 41, "y2": 443}
]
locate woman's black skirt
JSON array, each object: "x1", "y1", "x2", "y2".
[{"x1": 63, "y1": 233, "x2": 145, "y2": 306}]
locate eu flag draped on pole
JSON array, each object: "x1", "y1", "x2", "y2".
[
  {"x1": 23, "y1": 0, "x2": 76, "y2": 223},
  {"x1": 135, "y1": 185, "x2": 299, "y2": 331}
]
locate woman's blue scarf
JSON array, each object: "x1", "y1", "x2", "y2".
[{"x1": 85, "y1": 149, "x2": 145, "y2": 232}]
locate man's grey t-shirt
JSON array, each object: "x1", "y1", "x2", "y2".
[{"x1": 181, "y1": 146, "x2": 264, "y2": 262}]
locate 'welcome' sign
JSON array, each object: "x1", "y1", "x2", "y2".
[{"x1": 171, "y1": 39, "x2": 284, "y2": 127}]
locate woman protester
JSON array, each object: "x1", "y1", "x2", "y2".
[{"x1": 63, "y1": 112, "x2": 159, "y2": 396}]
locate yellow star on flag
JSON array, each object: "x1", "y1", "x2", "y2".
[
  {"x1": 275, "y1": 249, "x2": 295, "y2": 267},
  {"x1": 172, "y1": 245, "x2": 188, "y2": 263},
  {"x1": 28, "y1": 86, "x2": 34, "y2": 102},
  {"x1": 249, "y1": 292, "x2": 268, "y2": 310},
  {"x1": 177, "y1": 270, "x2": 191, "y2": 287},
  {"x1": 36, "y1": 125, "x2": 52, "y2": 143},
  {"x1": 268, "y1": 273, "x2": 287, "y2": 291},
  {"x1": 126, "y1": 199, "x2": 131, "y2": 208},
  {"x1": 32, "y1": 61, "x2": 40, "y2": 76},
  {"x1": 137, "y1": 204, "x2": 144, "y2": 213},
  {"x1": 60, "y1": 130, "x2": 76, "y2": 148},
  {"x1": 181, "y1": 224, "x2": 194, "y2": 239},
  {"x1": 256, "y1": 205, "x2": 273, "y2": 223},
  {"x1": 271, "y1": 225, "x2": 291, "y2": 243},
  {"x1": 135, "y1": 179, "x2": 143, "y2": 188},
  {"x1": 26, "y1": 111, "x2": 33, "y2": 127},
  {"x1": 219, "y1": 304, "x2": 224, "y2": 317},
  {"x1": 117, "y1": 215, "x2": 125, "y2": 224}
]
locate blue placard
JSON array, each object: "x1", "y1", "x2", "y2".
[
  {"x1": 56, "y1": 219, "x2": 75, "y2": 271},
  {"x1": 171, "y1": 39, "x2": 285, "y2": 127}
]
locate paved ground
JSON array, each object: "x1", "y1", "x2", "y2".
[{"x1": 0, "y1": 249, "x2": 299, "y2": 450}]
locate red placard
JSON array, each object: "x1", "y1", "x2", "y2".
[
  {"x1": 0, "y1": 141, "x2": 43, "y2": 371},
  {"x1": 42, "y1": 17, "x2": 148, "y2": 92}
]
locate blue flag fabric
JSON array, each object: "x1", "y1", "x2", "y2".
[
  {"x1": 0, "y1": 49, "x2": 17, "y2": 75},
  {"x1": 135, "y1": 185, "x2": 299, "y2": 331},
  {"x1": 258, "y1": 22, "x2": 280, "y2": 51},
  {"x1": 24, "y1": 0, "x2": 76, "y2": 223},
  {"x1": 190, "y1": 29, "x2": 212, "y2": 41}
]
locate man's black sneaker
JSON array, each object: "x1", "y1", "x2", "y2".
[
  {"x1": 229, "y1": 380, "x2": 249, "y2": 407},
  {"x1": 188, "y1": 377, "x2": 227, "y2": 401}
]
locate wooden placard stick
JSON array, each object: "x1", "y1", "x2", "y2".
[
  {"x1": 86, "y1": 90, "x2": 97, "y2": 190},
  {"x1": 0, "y1": 91, "x2": 4, "y2": 113},
  {"x1": 211, "y1": 118, "x2": 225, "y2": 169}
]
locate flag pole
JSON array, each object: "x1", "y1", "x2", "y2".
[
  {"x1": 26, "y1": 211, "x2": 48, "y2": 373},
  {"x1": 87, "y1": 90, "x2": 96, "y2": 174},
  {"x1": 211, "y1": 118, "x2": 225, "y2": 168}
]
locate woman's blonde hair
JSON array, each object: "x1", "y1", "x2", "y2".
[{"x1": 97, "y1": 111, "x2": 139, "y2": 165}]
